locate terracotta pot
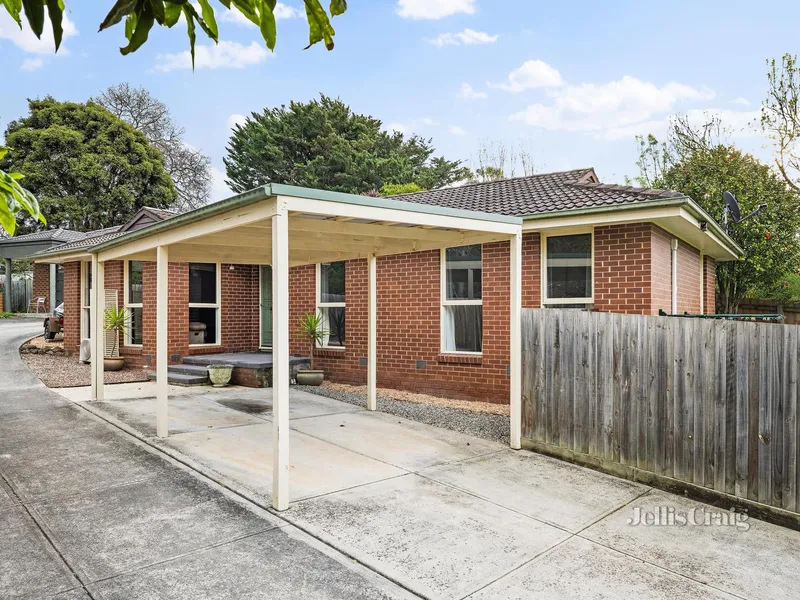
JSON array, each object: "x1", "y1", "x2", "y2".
[
  {"x1": 207, "y1": 364, "x2": 234, "y2": 387},
  {"x1": 296, "y1": 369, "x2": 324, "y2": 386},
  {"x1": 104, "y1": 357, "x2": 125, "y2": 372}
]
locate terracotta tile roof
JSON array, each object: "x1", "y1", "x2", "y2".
[{"x1": 387, "y1": 168, "x2": 686, "y2": 217}]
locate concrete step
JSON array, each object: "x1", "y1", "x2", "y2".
[
  {"x1": 147, "y1": 368, "x2": 209, "y2": 387},
  {"x1": 169, "y1": 364, "x2": 211, "y2": 377}
]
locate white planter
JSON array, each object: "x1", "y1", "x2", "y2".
[{"x1": 207, "y1": 364, "x2": 234, "y2": 387}]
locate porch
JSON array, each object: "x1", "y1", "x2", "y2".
[
  {"x1": 87, "y1": 184, "x2": 525, "y2": 511},
  {"x1": 147, "y1": 352, "x2": 311, "y2": 387}
]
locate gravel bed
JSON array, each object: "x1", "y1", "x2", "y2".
[
  {"x1": 20, "y1": 336, "x2": 149, "y2": 388},
  {"x1": 294, "y1": 384, "x2": 510, "y2": 444}
]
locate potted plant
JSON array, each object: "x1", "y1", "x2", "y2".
[
  {"x1": 103, "y1": 306, "x2": 130, "y2": 371},
  {"x1": 295, "y1": 311, "x2": 328, "y2": 386}
]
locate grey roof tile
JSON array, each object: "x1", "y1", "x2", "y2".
[{"x1": 388, "y1": 168, "x2": 686, "y2": 217}]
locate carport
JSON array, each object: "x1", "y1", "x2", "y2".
[{"x1": 88, "y1": 184, "x2": 523, "y2": 510}]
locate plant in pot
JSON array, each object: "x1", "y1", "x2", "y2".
[
  {"x1": 103, "y1": 306, "x2": 130, "y2": 371},
  {"x1": 296, "y1": 311, "x2": 328, "y2": 386}
]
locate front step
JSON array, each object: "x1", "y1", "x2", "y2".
[{"x1": 147, "y1": 365, "x2": 210, "y2": 386}]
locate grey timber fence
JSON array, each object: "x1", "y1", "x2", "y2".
[{"x1": 521, "y1": 308, "x2": 799, "y2": 518}]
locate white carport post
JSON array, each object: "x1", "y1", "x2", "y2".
[
  {"x1": 367, "y1": 253, "x2": 377, "y2": 411},
  {"x1": 509, "y1": 232, "x2": 522, "y2": 450},
  {"x1": 272, "y1": 203, "x2": 290, "y2": 511},
  {"x1": 90, "y1": 256, "x2": 104, "y2": 401},
  {"x1": 156, "y1": 245, "x2": 169, "y2": 438}
]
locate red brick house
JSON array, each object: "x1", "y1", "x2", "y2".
[{"x1": 32, "y1": 169, "x2": 740, "y2": 403}]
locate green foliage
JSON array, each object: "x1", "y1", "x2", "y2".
[
  {"x1": 297, "y1": 310, "x2": 328, "y2": 370},
  {"x1": 379, "y1": 182, "x2": 425, "y2": 196},
  {"x1": 634, "y1": 116, "x2": 800, "y2": 312},
  {"x1": 0, "y1": 312, "x2": 14, "y2": 319},
  {"x1": 763, "y1": 54, "x2": 800, "y2": 192},
  {"x1": 224, "y1": 95, "x2": 470, "y2": 195},
  {"x1": 0, "y1": 147, "x2": 45, "y2": 235},
  {"x1": 1, "y1": 0, "x2": 347, "y2": 65},
  {"x1": 104, "y1": 305, "x2": 131, "y2": 357},
  {"x1": 0, "y1": 97, "x2": 177, "y2": 233}
]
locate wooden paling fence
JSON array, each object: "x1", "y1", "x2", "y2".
[{"x1": 521, "y1": 309, "x2": 799, "y2": 516}]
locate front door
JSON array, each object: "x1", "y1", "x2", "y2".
[{"x1": 260, "y1": 266, "x2": 273, "y2": 348}]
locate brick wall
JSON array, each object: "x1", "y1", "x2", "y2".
[
  {"x1": 63, "y1": 261, "x2": 81, "y2": 357},
  {"x1": 676, "y1": 240, "x2": 702, "y2": 314},
  {"x1": 521, "y1": 232, "x2": 541, "y2": 308},
  {"x1": 703, "y1": 256, "x2": 717, "y2": 314},
  {"x1": 221, "y1": 263, "x2": 260, "y2": 353},
  {"x1": 650, "y1": 225, "x2": 673, "y2": 314},
  {"x1": 594, "y1": 223, "x2": 652, "y2": 314},
  {"x1": 32, "y1": 263, "x2": 51, "y2": 312}
]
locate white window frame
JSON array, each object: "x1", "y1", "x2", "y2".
[
  {"x1": 188, "y1": 262, "x2": 222, "y2": 347},
  {"x1": 541, "y1": 229, "x2": 594, "y2": 306},
  {"x1": 80, "y1": 261, "x2": 91, "y2": 340},
  {"x1": 316, "y1": 261, "x2": 346, "y2": 350},
  {"x1": 440, "y1": 245, "x2": 483, "y2": 355},
  {"x1": 123, "y1": 260, "x2": 144, "y2": 347}
]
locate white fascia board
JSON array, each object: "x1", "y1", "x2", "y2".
[
  {"x1": 97, "y1": 198, "x2": 278, "y2": 262},
  {"x1": 284, "y1": 196, "x2": 522, "y2": 236}
]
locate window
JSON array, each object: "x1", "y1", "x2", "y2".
[
  {"x1": 125, "y1": 260, "x2": 143, "y2": 346},
  {"x1": 81, "y1": 261, "x2": 91, "y2": 339},
  {"x1": 317, "y1": 261, "x2": 345, "y2": 348},
  {"x1": 543, "y1": 233, "x2": 593, "y2": 304},
  {"x1": 441, "y1": 245, "x2": 482, "y2": 353},
  {"x1": 189, "y1": 263, "x2": 220, "y2": 345}
]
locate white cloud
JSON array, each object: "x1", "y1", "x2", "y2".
[
  {"x1": 449, "y1": 125, "x2": 467, "y2": 136},
  {"x1": 458, "y1": 82, "x2": 487, "y2": 100},
  {"x1": 731, "y1": 96, "x2": 750, "y2": 107},
  {"x1": 511, "y1": 75, "x2": 716, "y2": 136},
  {"x1": 388, "y1": 122, "x2": 407, "y2": 135},
  {"x1": 488, "y1": 60, "x2": 564, "y2": 92},
  {"x1": 429, "y1": 28, "x2": 497, "y2": 47},
  {"x1": 218, "y1": 2, "x2": 302, "y2": 26},
  {"x1": 20, "y1": 58, "x2": 44, "y2": 72},
  {"x1": 603, "y1": 108, "x2": 760, "y2": 141},
  {"x1": 227, "y1": 113, "x2": 247, "y2": 130},
  {"x1": 154, "y1": 41, "x2": 270, "y2": 72},
  {"x1": 0, "y1": 10, "x2": 77, "y2": 55},
  {"x1": 210, "y1": 166, "x2": 234, "y2": 203},
  {"x1": 397, "y1": 0, "x2": 477, "y2": 20},
  {"x1": 386, "y1": 117, "x2": 440, "y2": 135}
]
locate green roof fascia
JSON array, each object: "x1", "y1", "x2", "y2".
[
  {"x1": 522, "y1": 196, "x2": 743, "y2": 258},
  {"x1": 90, "y1": 184, "x2": 522, "y2": 256}
]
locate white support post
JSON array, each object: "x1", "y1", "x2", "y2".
[
  {"x1": 367, "y1": 253, "x2": 377, "y2": 411},
  {"x1": 156, "y1": 245, "x2": 169, "y2": 438},
  {"x1": 90, "y1": 257, "x2": 105, "y2": 401},
  {"x1": 509, "y1": 233, "x2": 522, "y2": 450},
  {"x1": 272, "y1": 205, "x2": 290, "y2": 511}
]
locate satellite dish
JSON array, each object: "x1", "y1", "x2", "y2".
[{"x1": 723, "y1": 191, "x2": 741, "y2": 223}]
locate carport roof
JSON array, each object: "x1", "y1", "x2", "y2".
[{"x1": 89, "y1": 183, "x2": 522, "y2": 257}]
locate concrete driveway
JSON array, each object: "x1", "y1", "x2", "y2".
[
  {"x1": 5, "y1": 319, "x2": 800, "y2": 599},
  {"x1": 58, "y1": 364, "x2": 800, "y2": 599},
  {"x1": 0, "y1": 320, "x2": 413, "y2": 600}
]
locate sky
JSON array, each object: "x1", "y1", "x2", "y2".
[{"x1": 2, "y1": 0, "x2": 799, "y2": 202}]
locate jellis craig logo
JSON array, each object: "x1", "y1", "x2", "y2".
[{"x1": 627, "y1": 506, "x2": 750, "y2": 531}]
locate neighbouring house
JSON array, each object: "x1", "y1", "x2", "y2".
[{"x1": 30, "y1": 169, "x2": 741, "y2": 403}]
